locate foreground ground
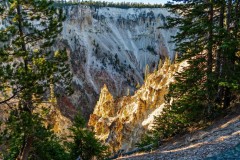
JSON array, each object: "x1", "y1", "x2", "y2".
[{"x1": 118, "y1": 106, "x2": 240, "y2": 160}]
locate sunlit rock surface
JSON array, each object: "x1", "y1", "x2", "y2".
[{"x1": 89, "y1": 60, "x2": 185, "y2": 153}]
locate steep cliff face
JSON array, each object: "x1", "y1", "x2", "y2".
[
  {"x1": 88, "y1": 60, "x2": 185, "y2": 153},
  {"x1": 58, "y1": 6, "x2": 177, "y2": 118}
]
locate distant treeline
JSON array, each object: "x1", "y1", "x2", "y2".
[
  {"x1": 81, "y1": 1, "x2": 164, "y2": 8},
  {"x1": 57, "y1": 0, "x2": 164, "y2": 8}
]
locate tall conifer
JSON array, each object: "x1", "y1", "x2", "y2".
[
  {"x1": 0, "y1": 0, "x2": 72, "y2": 159},
  {"x1": 152, "y1": 0, "x2": 240, "y2": 141}
]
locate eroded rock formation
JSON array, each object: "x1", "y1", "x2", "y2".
[
  {"x1": 89, "y1": 60, "x2": 185, "y2": 153},
  {"x1": 58, "y1": 5, "x2": 177, "y2": 118}
]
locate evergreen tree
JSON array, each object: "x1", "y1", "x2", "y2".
[
  {"x1": 151, "y1": 0, "x2": 240, "y2": 141},
  {"x1": 2, "y1": 109, "x2": 70, "y2": 160},
  {"x1": 68, "y1": 112, "x2": 109, "y2": 160},
  {"x1": 79, "y1": 1, "x2": 163, "y2": 9},
  {"x1": 0, "y1": 0, "x2": 72, "y2": 159},
  {"x1": 0, "y1": 0, "x2": 72, "y2": 107}
]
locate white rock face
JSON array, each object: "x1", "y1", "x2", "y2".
[{"x1": 58, "y1": 5, "x2": 177, "y2": 118}]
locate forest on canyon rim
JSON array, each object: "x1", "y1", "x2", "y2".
[{"x1": 0, "y1": 0, "x2": 240, "y2": 160}]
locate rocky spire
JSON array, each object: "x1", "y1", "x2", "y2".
[{"x1": 88, "y1": 61, "x2": 186, "y2": 153}]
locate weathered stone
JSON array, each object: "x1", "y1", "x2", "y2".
[{"x1": 89, "y1": 61, "x2": 185, "y2": 152}]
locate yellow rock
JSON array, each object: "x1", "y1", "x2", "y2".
[{"x1": 88, "y1": 61, "x2": 185, "y2": 153}]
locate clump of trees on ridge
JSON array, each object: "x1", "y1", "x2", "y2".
[{"x1": 55, "y1": 0, "x2": 164, "y2": 8}]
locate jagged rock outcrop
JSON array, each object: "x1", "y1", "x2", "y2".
[
  {"x1": 89, "y1": 60, "x2": 185, "y2": 153},
  {"x1": 58, "y1": 5, "x2": 177, "y2": 118}
]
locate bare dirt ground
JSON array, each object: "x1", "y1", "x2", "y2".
[{"x1": 118, "y1": 106, "x2": 240, "y2": 160}]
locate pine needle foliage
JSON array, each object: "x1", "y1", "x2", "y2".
[
  {"x1": 0, "y1": 0, "x2": 72, "y2": 159},
  {"x1": 151, "y1": 0, "x2": 240, "y2": 143},
  {"x1": 2, "y1": 109, "x2": 70, "y2": 160},
  {"x1": 68, "y1": 112, "x2": 109, "y2": 160},
  {"x1": 0, "y1": 0, "x2": 72, "y2": 108}
]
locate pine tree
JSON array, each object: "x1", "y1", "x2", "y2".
[
  {"x1": 0, "y1": 0, "x2": 72, "y2": 159},
  {"x1": 2, "y1": 109, "x2": 70, "y2": 160},
  {"x1": 0, "y1": 0, "x2": 72, "y2": 107},
  {"x1": 68, "y1": 112, "x2": 109, "y2": 160},
  {"x1": 164, "y1": 0, "x2": 218, "y2": 122},
  {"x1": 151, "y1": 0, "x2": 240, "y2": 141}
]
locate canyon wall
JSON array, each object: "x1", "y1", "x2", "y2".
[{"x1": 58, "y1": 5, "x2": 177, "y2": 118}]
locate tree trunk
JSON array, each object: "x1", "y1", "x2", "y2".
[
  {"x1": 16, "y1": 1, "x2": 34, "y2": 159},
  {"x1": 215, "y1": 1, "x2": 225, "y2": 104},
  {"x1": 234, "y1": 0, "x2": 239, "y2": 37},
  {"x1": 207, "y1": 1, "x2": 214, "y2": 98},
  {"x1": 227, "y1": 0, "x2": 232, "y2": 31},
  {"x1": 223, "y1": 0, "x2": 233, "y2": 109},
  {"x1": 223, "y1": 0, "x2": 240, "y2": 108},
  {"x1": 17, "y1": 136, "x2": 33, "y2": 160},
  {"x1": 16, "y1": 0, "x2": 28, "y2": 72},
  {"x1": 215, "y1": 2, "x2": 225, "y2": 77},
  {"x1": 207, "y1": 1, "x2": 213, "y2": 76}
]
